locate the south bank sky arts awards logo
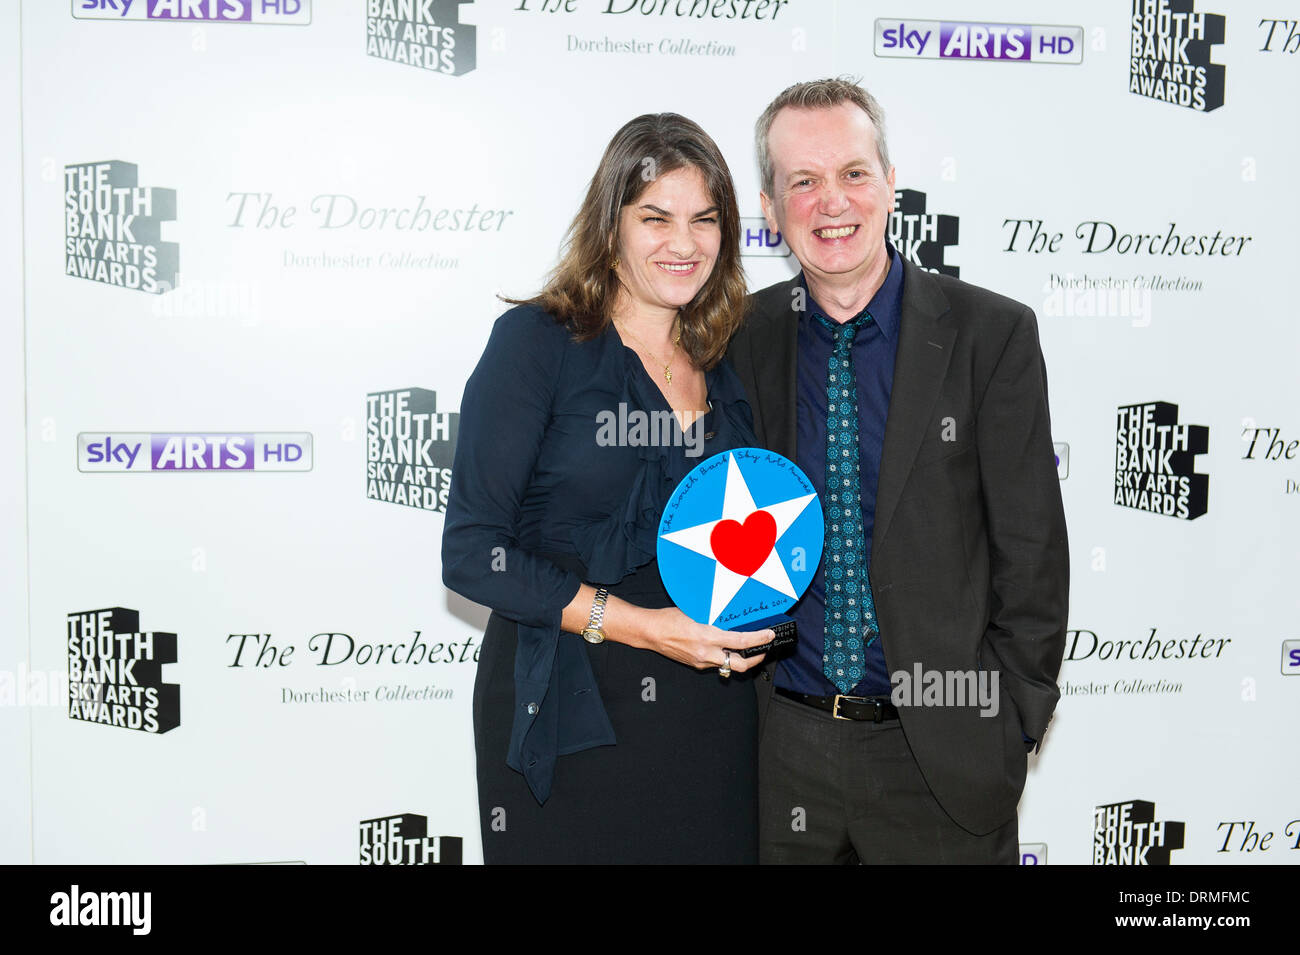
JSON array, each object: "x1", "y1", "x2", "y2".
[
  {"x1": 72, "y1": 0, "x2": 311, "y2": 23},
  {"x1": 67, "y1": 607, "x2": 180, "y2": 735},
  {"x1": 367, "y1": 388, "x2": 459, "y2": 512},
  {"x1": 891, "y1": 189, "x2": 958, "y2": 278},
  {"x1": 1130, "y1": 0, "x2": 1225, "y2": 112},
  {"x1": 65, "y1": 161, "x2": 178, "y2": 295},
  {"x1": 1094, "y1": 799, "x2": 1185, "y2": 865},
  {"x1": 366, "y1": 0, "x2": 476, "y2": 75},
  {"x1": 657, "y1": 449, "x2": 821, "y2": 630},
  {"x1": 359, "y1": 814, "x2": 462, "y2": 865},
  {"x1": 743, "y1": 190, "x2": 958, "y2": 278},
  {"x1": 1115, "y1": 401, "x2": 1208, "y2": 520},
  {"x1": 874, "y1": 18, "x2": 1083, "y2": 63}
]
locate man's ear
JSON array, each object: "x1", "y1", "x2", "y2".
[{"x1": 760, "y1": 191, "x2": 779, "y2": 237}]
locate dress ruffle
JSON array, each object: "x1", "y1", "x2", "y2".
[{"x1": 569, "y1": 334, "x2": 755, "y2": 586}]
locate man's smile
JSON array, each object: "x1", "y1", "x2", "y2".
[{"x1": 813, "y1": 225, "x2": 859, "y2": 239}]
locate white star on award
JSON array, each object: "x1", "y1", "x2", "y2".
[{"x1": 659, "y1": 452, "x2": 818, "y2": 625}]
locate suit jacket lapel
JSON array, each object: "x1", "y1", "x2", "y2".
[
  {"x1": 751, "y1": 276, "x2": 800, "y2": 460},
  {"x1": 874, "y1": 261, "x2": 955, "y2": 550}
]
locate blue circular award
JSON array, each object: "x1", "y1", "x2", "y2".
[{"x1": 657, "y1": 448, "x2": 823, "y2": 652}]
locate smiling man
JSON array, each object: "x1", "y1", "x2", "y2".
[{"x1": 727, "y1": 78, "x2": 1070, "y2": 864}]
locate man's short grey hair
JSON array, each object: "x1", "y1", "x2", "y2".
[{"x1": 755, "y1": 77, "x2": 891, "y2": 197}]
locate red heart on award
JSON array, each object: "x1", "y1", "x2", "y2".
[{"x1": 710, "y1": 510, "x2": 777, "y2": 577}]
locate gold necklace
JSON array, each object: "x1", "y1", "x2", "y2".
[{"x1": 617, "y1": 317, "x2": 682, "y2": 388}]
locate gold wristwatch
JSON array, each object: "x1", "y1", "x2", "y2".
[{"x1": 580, "y1": 586, "x2": 610, "y2": 644}]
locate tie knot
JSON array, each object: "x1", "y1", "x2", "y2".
[{"x1": 815, "y1": 311, "x2": 872, "y2": 354}]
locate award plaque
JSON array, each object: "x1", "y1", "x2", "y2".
[{"x1": 656, "y1": 448, "x2": 823, "y2": 660}]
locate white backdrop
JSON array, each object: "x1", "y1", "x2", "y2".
[{"x1": 6, "y1": 0, "x2": 1298, "y2": 865}]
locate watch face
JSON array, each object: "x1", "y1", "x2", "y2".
[{"x1": 581, "y1": 628, "x2": 605, "y2": 645}]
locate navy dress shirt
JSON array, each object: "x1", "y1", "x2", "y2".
[{"x1": 779, "y1": 246, "x2": 904, "y2": 698}]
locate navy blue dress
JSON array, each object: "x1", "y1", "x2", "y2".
[{"x1": 442, "y1": 304, "x2": 759, "y2": 864}]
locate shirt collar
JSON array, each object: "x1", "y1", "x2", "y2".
[{"x1": 800, "y1": 242, "x2": 904, "y2": 344}]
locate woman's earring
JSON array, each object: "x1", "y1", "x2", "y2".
[{"x1": 611, "y1": 257, "x2": 620, "y2": 270}]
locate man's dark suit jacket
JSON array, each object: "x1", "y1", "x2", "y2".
[{"x1": 727, "y1": 259, "x2": 1069, "y2": 835}]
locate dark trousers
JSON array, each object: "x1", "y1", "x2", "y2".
[{"x1": 758, "y1": 691, "x2": 1017, "y2": 864}]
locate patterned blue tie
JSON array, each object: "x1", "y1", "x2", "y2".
[{"x1": 817, "y1": 311, "x2": 880, "y2": 694}]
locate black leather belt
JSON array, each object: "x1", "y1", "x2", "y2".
[{"x1": 776, "y1": 687, "x2": 900, "y2": 722}]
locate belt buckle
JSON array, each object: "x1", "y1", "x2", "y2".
[{"x1": 831, "y1": 693, "x2": 873, "y2": 721}]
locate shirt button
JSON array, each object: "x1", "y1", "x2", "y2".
[{"x1": 525, "y1": 702, "x2": 538, "y2": 715}]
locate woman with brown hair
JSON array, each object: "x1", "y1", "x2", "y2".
[{"x1": 441, "y1": 113, "x2": 771, "y2": 863}]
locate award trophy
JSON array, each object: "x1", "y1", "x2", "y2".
[{"x1": 656, "y1": 448, "x2": 823, "y2": 660}]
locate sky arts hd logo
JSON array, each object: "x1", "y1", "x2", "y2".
[
  {"x1": 740, "y1": 217, "x2": 788, "y2": 258},
  {"x1": 1019, "y1": 843, "x2": 1047, "y2": 865},
  {"x1": 65, "y1": 161, "x2": 177, "y2": 295},
  {"x1": 1283, "y1": 640, "x2": 1300, "y2": 675},
  {"x1": 1115, "y1": 402, "x2": 1208, "y2": 520},
  {"x1": 73, "y1": 0, "x2": 311, "y2": 23},
  {"x1": 78, "y1": 433, "x2": 312, "y2": 471},
  {"x1": 359, "y1": 814, "x2": 463, "y2": 864},
  {"x1": 1130, "y1": 0, "x2": 1224, "y2": 112},
  {"x1": 67, "y1": 608, "x2": 179, "y2": 734},
  {"x1": 366, "y1": 0, "x2": 475, "y2": 75},
  {"x1": 874, "y1": 18, "x2": 1083, "y2": 63},
  {"x1": 1094, "y1": 799, "x2": 1185, "y2": 864},
  {"x1": 890, "y1": 190, "x2": 958, "y2": 277}
]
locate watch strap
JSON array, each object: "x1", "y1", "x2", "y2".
[{"x1": 582, "y1": 586, "x2": 609, "y2": 643}]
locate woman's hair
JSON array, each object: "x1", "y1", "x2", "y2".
[{"x1": 509, "y1": 113, "x2": 745, "y2": 370}]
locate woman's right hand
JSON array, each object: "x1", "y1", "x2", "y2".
[
  {"x1": 563, "y1": 584, "x2": 771, "y2": 672},
  {"x1": 632, "y1": 605, "x2": 771, "y2": 673}
]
